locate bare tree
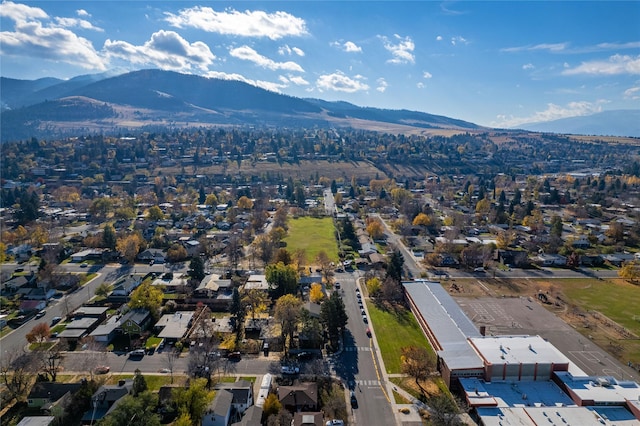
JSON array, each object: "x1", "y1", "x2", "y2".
[
  {"x1": 0, "y1": 349, "x2": 35, "y2": 401},
  {"x1": 164, "y1": 349, "x2": 179, "y2": 384}
]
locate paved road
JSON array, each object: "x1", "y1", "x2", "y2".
[{"x1": 330, "y1": 273, "x2": 396, "y2": 426}]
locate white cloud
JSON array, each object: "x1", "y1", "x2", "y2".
[
  {"x1": 436, "y1": 35, "x2": 443, "y2": 41},
  {"x1": 104, "y1": 30, "x2": 215, "y2": 72},
  {"x1": 316, "y1": 71, "x2": 369, "y2": 93},
  {"x1": 562, "y1": 54, "x2": 640, "y2": 76},
  {"x1": 451, "y1": 36, "x2": 468, "y2": 46},
  {"x1": 0, "y1": 1, "x2": 48, "y2": 22},
  {"x1": 376, "y1": 78, "x2": 388, "y2": 92},
  {"x1": 278, "y1": 44, "x2": 304, "y2": 56},
  {"x1": 230, "y1": 45, "x2": 304, "y2": 72},
  {"x1": 501, "y1": 42, "x2": 568, "y2": 53},
  {"x1": 492, "y1": 100, "x2": 606, "y2": 128},
  {"x1": 0, "y1": 17, "x2": 106, "y2": 70},
  {"x1": 380, "y1": 34, "x2": 415, "y2": 64},
  {"x1": 417, "y1": 82, "x2": 425, "y2": 89},
  {"x1": 343, "y1": 41, "x2": 362, "y2": 53},
  {"x1": 288, "y1": 74, "x2": 309, "y2": 86},
  {"x1": 423, "y1": 71, "x2": 433, "y2": 79},
  {"x1": 205, "y1": 70, "x2": 287, "y2": 92},
  {"x1": 165, "y1": 6, "x2": 307, "y2": 40},
  {"x1": 54, "y1": 17, "x2": 103, "y2": 32},
  {"x1": 522, "y1": 63, "x2": 534, "y2": 70},
  {"x1": 76, "y1": 9, "x2": 90, "y2": 17},
  {"x1": 624, "y1": 86, "x2": 640, "y2": 100}
]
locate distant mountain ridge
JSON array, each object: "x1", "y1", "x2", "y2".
[
  {"x1": 0, "y1": 69, "x2": 479, "y2": 142},
  {"x1": 519, "y1": 109, "x2": 640, "y2": 138},
  {"x1": 2, "y1": 69, "x2": 637, "y2": 142}
]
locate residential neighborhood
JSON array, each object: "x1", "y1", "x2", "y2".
[{"x1": 2, "y1": 128, "x2": 640, "y2": 425}]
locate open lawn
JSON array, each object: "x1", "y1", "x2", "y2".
[
  {"x1": 366, "y1": 301, "x2": 433, "y2": 374},
  {"x1": 108, "y1": 374, "x2": 187, "y2": 391},
  {"x1": 534, "y1": 277, "x2": 640, "y2": 364},
  {"x1": 553, "y1": 278, "x2": 640, "y2": 333},
  {"x1": 284, "y1": 216, "x2": 339, "y2": 264}
]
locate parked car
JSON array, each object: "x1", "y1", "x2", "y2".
[
  {"x1": 227, "y1": 351, "x2": 241, "y2": 361},
  {"x1": 35, "y1": 310, "x2": 46, "y2": 319},
  {"x1": 50, "y1": 316, "x2": 62, "y2": 326},
  {"x1": 350, "y1": 391, "x2": 358, "y2": 408},
  {"x1": 366, "y1": 328, "x2": 372, "y2": 338},
  {"x1": 335, "y1": 282, "x2": 341, "y2": 289},
  {"x1": 281, "y1": 365, "x2": 300, "y2": 375},
  {"x1": 362, "y1": 315, "x2": 368, "y2": 324},
  {"x1": 95, "y1": 365, "x2": 110, "y2": 374},
  {"x1": 129, "y1": 349, "x2": 145, "y2": 358}
]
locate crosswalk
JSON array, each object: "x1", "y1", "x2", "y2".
[
  {"x1": 355, "y1": 379, "x2": 380, "y2": 387},
  {"x1": 344, "y1": 346, "x2": 370, "y2": 352}
]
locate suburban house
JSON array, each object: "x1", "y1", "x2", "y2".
[
  {"x1": 277, "y1": 383, "x2": 318, "y2": 412},
  {"x1": 195, "y1": 274, "x2": 232, "y2": 299},
  {"x1": 89, "y1": 316, "x2": 120, "y2": 343},
  {"x1": 81, "y1": 379, "x2": 133, "y2": 424},
  {"x1": 57, "y1": 317, "x2": 102, "y2": 343},
  {"x1": 292, "y1": 412, "x2": 324, "y2": 426},
  {"x1": 110, "y1": 275, "x2": 142, "y2": 297},
  {"x1": 19, "y1": 300, "x2": 46, "y2": 314},
  {"x1": 152, "y1": 274, "x2": 188, "y2": 293},
  {"x1": 137, "y1": 248, "x2": 166, "y2": 264},
  {"x1": 155, "y1": 311, "x2": 194, "y2": 343},
  {"x1": 27, "y1": 382, "x2": 83, "y2": 410},
  {"x1": 243, "y1": 275, "x2": 269, "y2": 291},
  {"x1": 202, "y1": 388, "x2": 233, "y2": 426},
  {"x1": 214, "y1": 380, "x2": 254, "y2": 418},
  {"x1": 232, "y1": 405, "x2": 262, "y2": 426},
  {"x1": 119, "y1": 309, "x2": 152, "y2": 335}
]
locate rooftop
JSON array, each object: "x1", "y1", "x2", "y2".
[
  {"x1": 469, "y1": 335, "x2": 572, "y2": 367},
  {"x1": 403, "y1": 279, "x2": 483, "y2": 370}
]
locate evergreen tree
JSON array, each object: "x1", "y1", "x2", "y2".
[{"x1": 189, "y1": 256, "x2": 206, "y2": 282}]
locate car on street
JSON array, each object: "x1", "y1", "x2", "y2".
[
  {"x1": 360, "y1": 309, "x2": 366, "y2": 316},
  {"x1": 473, "y1": 267, "x2": 485, "y2": 272},
  {"x1": 281, "y1": 365, "x2": 300, "y2": 375},
  {"x1": 362, "y1": 315, "x2": 368, "y2": 324},
  {"x1": 297, "y1": 351, "x2": 313, "y2": 360},
  {"x1": 80, "y1": 262, "x2": 88, "y2": 268},
  {"x1": 366, "y1": 328, "x2": 371, "y2": 338},
  {"x1": 51, "y1": 316, "x2": 62, "y2": 326},
  {"x1": 227, "y1": 351, "x2": 241, "y2": 361},
  {"x1": 350, "y1": 391, "x2": 358, "y2": 408},
  {"x1": 35, "y1": 310, "x2": 46, "y2": 319},
  {"x1": 335, "y1": 282, "x2": 340, "y2": 289},
  {"x1": 95, "y1": 365, "x2": 110, "y2": 374},
  {"x1": 129, "y1": 349, "x2": 145, "y2": 358}
]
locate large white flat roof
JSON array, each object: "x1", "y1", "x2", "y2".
[
  {"x1": 478, "y1": 406, "x2": 639, "y2": 426},
  {"x1": 469, "y1": 335, "x2": 570, "y2": 366},
  {"x1": 460, "y1": 377, "x2": 575, "y2": 408},
  {"x1": 403, "y1": 280, "x2": 483, "y2": 370},
  {"x1": 555, "y1": 371, "x2": 640, "y2": 404}
]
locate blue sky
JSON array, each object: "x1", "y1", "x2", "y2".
[{"x1": 1, "y1": 1, "x2": 639, "y2": 128}]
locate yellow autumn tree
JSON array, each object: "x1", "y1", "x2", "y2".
[{"x1": 309, "y1": 283, "x2": 324, "y2": 303}]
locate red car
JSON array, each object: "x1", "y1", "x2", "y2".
[
  {"x1": 95, "y1": 366, "x2": 110, "y2": 374},
  {"x1": 366, "y1": 328, "x2": 371, "y2": 338}
]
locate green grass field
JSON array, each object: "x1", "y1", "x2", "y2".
[
  {"x1": 283, "y1": 216, "x2": 339, "y2": 264},
  {"x1": 558, "y1": 279, "x2": 640, "y2": 334},
  {"x1": 366, "y1": 301, "x2": 433, "y2": 374}
]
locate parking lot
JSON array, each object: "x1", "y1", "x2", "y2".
[{"x1": 454, "y1": 295, "x2": 639, "y2": 381}]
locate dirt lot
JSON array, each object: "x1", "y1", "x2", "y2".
[{"x1": 447, "y1": 277, "x2": 640, "y2": 381}]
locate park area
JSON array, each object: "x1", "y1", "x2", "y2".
[{"x1": 283, "y1": 216, "x2": 339, "y2": 265}]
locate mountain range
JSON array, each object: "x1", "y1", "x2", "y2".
[
  {"x1": 520, "y1": 110, "x2": 640, "y2": 138},
  {"x1": 1, "y1": 69, "x2": 638, "y2": 142}
]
